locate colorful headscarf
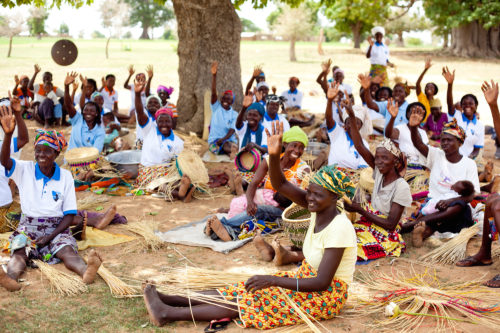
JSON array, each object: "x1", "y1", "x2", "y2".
[
  {"x1": 442, "y1": 118, "x2": 466, "y2": 143},
  {"x1": 311, "y1": 165, "x2": 356, "y2": 200},
  {"x1": 248, "y1": 102, "x2": 265, "y2": 117},
  {"x1": 258, "y1": 72, "x2": 265, "y2": 78},
  {"x1": 91, "y1": 91, "x2": 103, "y2": 101},
  {"x1": 283, "y1": 126, "x2": 308, "y2": 148},
  {"x1": 377, "y1": 138, "x2": 407, "y2": 177},
  {"x1": 146, "y1": 94, "x2": 161, "y2": 107},
  {"x1": 157, "y1": 85, "x2": 174, "y2": 96},
  {"x1": 223, "y1": 90, "x2": 233, "y2": 98},
  {"x1": 155, "y1": 108, "x2": 173, "y2": 120},
  {"x1": 34, "y1": 129, "x2": 67, "y2": 152}
]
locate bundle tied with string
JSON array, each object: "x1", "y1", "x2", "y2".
[
  {"x1": 64, "y1": 147, "x2": 121, "y2": 179},
  {"x1": 125, "y1": 220, "x2": 164, "y2": 252}
]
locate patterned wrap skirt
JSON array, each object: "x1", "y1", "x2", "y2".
[
  {"x1": 9, "y1": 215, "x2": 78, "y2": 264},
  {"x1": 217, "y1": 260, "x2": 348, "y2": 330},
  {"x1": 353, "y1": 205, "x2": 405, "y2": 261},
  {"x1": 135, "y1": 164, "x2": 170, "y2": 189},
  {"x1": 369, "y1": 64, "x2": 389, "y2": 86}
]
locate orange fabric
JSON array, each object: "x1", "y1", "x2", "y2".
[
  {"x1": 36, "y1": 85, "x2": 58, "y2": 96},
  {"x1": 263, "y1": 154, "x2": 306, "y2": 191},
  {"x1": 104, "y1": 86, "x2": 117, "y2": 98}
]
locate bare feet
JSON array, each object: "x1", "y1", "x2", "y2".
[
  {"x1": 234, "y1": 173, "x2": 244, "y2": 196},
  {"x1": 208, "y1": 216, "x2": 232, "y2": 242},
  {"x1": 224, "y1": 167, "x2": 236, "y2": 193},
  {"x1": 204, "y1": 218, "x2": 212, "y2": 236},
  {"x1": 0, "y1": 268, "x2": 21, "y2": 292},
  {"x1": 83, "y1": 249, "x2": 102, "y2": 284},
  {"x1": 143, "y1": 282, "x2": 168, "y2": 326},
  {"x1": 95, "y1": 205, "x2": 117, "y2": 229},
  {"x1": 480, "y1": 161, "x2": 494, "y2": 183},
  {"x1": 182, "y1": 185, "x2": 196, "y2": 203},
  {"x1": 230, "y1": 145, "x2": 238, "y2": 161},
  {"x1": 178, "y1": 175, "x2": 191, "y2": 198},
  {"x1": 412, "y1": 221, "x2": 426, "y2": 248},
  {"x1": 491, "y1": 175, "x2": 500, "y2": 193},
  {"x1": 253, "y1": 230, "x2": 274, "y2": 262},
  {"x1": 271, "y1": 237, "x2": 303, "y2": 266}
]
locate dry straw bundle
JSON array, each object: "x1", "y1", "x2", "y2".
[
  {"x1": 125, "y1": 220, "x2": 164, "y2": 251},
  {"x1": 77, "y1": 195, "x2": 109, "y2": 211},
  {"x1": 421, "y1": 225, "x2": 480, "y2": 265},
  {"x1": 96, "y1": 265, "x2": 138, "y2": 297},
  {"x1": 35, "y1": 260, "x2": 88, "y2": 296},
  {"x1": 355, "y1": 267, "x2": 500, "y2": 332}
]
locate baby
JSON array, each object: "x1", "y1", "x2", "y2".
[{"x1": 421, "y1": 180, "x2": 475, "y2": 215}]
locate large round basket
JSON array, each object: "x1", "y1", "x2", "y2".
[
  {"x1": 175, "y1": 150, "x2": 209, "y2": 184},
  {"x1": 235, "y1": 148, "x2": 261, "y2": 172},
  {"x1": 281, "y1": 204, "x2": 311, "y2": 248},
  {"x1": 65, "y1": 147, "x2": 100, "y2": 171}
]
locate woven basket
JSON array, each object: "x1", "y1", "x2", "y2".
[{"x1": 281, "y1": 204, "x2": 311, "y2": 248}]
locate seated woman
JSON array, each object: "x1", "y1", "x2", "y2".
[
  {"x1": 235, "y1": 95, "x2": 268, "y2": 156},
  {"x1": 156, "y1": 85, "x2": 177, "y2": 129},
  {"x1": 206, "y1": 126, "x2": 310, "y2": 241},
  {"x1": 262, "y1": 94, "x2": 290, "y2": 133},
  {"x1": 142, "y1": 121, "x2": 357, "y2": 329},
  {"x1": 281, "y1": 76, "x2": 303, "y2": 111},
  {"x1": 63, "y1": 72, "x2": 105, "y2": 152},
  {"x1": 402, "y1": 116, "x2": 480, "y2": 247},
  {"x1": 341, "y1": 99, "x2": 412, "y2": 261},
  {"x1": 0, "y1": 122, "x2": 102, "y2": 292},
  {"x1": 422, "y1": 99, "x2": 448, "y2": 141}
]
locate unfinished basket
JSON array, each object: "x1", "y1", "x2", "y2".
[{"x1": 282, "y1": 204, "x2": 311, "y2": 248}]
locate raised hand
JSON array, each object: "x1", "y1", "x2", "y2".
[
  {"x1": 340, "y1": 98, "x2": 354, "y2": 119},
  {"x1": 79, "y1": 74, "x2": 88, "y2": 88},
  {"x1": 321, "y1": 58, "x2": 332, "y2": 73},
  {"x1": 387, "y1": 98, "x2": 399, "y2": 119},
  {"x1": 481, "y1": 80, "x2": 499, "y2": 105},
  {"x1": 134, "y1": 77, "x2": 146, "y2": 93},
  {"x1": 264, "y1": 121, "x2": 284, "y2": 156},
  {"x1": 146, "y1": 65, "x2": 154, "y2": 79},
  {"x1": 72, "y1": 79, "x2": 79, "y2": 91},
  {"x1": 34, "y1": 64, "x2": 41, "y2": 74},
  {"x1": 252, "y1": 65, "x2": 263, "y2": 78},
  {"x1": 442, "y1": 66, "x2": 455, "y2": 84},
  {"x1": 371, "y1": 75, "x2": 383, "y2": 85},
  {"x1": 65, "y1": 71, "x2": 78, "y2": 86},
  {"x1": 358, "y1": 73, "x2": 371, "y2": 90},
  {"x1": 0, "y1": 105, "x2": 16, "y2": 134},
  {"x1": 409, "y1": 106, "x2": 425, "y2": 127},
  {"x1": 128, "y1": 64, "x2": 135, "y2": 76},
  {"x1": 242, "y1": 93, "x2": 253, "y2": 108},
  {"x1": 327, "y1": 81, "x2": 340, "y2": 100},
  {"x1": 367, "y1": 36, "x2": 374, "y2": 46},
  {"x1": 14, "y1": 75, "x2": 20, "y2": 85},
  {"x1": 424, "y1": 57, "x2": 432, "y2": 70},
  {"x1": 8, "y1": 91, "x2": 21, "y2": 113},
  {"x1": 211, "y1": 61, "x2": 218, "y2": 75},
  {"x1": 101, "y1": 77, "x2": 106, "y2": 87}
]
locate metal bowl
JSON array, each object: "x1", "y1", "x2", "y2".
[
  {"x1": 305, "y1": 142, "x2": 328, "y2": 156},
  {"x1": 105, "y1": 150, "x2": 142, "y2": 178}
]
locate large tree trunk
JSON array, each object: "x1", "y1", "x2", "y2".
[
  {"x1": 442, "y1": 32, "x2": 449, "y2": 49},
  {"x1": 172, "y1": 0, "x2": 242, "y2": 134},
  {"x1": 352, "y1": 22, "x2": 361, "y2": 49},
  {"x1": 449, "y1": 21, "x2": 499, "y2": 57},
  {"x1": 7, "y1": 36, "x2": 13, "y2": 58},
  {"x1": 289, "y1": 37, "x2": 297, "y2": 62},
  {"x1": 140, "y1": 26, "x2": 150, "y2": 39},
  {"x1": 396, "y1": 32, "x2": 404, "y2": 47}
]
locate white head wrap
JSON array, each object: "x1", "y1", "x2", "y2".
[
  {"x1": 257, "y1": 81, "x2": 269, "y2": 90},
  {"x1": 371, "y1": 26, "x2": 385, "y2": 36},
  {"x1": 342, "y1": 105, "x2": 373, "y2": 139}
]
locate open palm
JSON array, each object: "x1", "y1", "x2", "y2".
[
  {"x1": 482, "y1": 80, "x2": 499, "y2": 105},
  {"x1": 387, "y1": 98, "x2": 399, "y2": 118},
  {"x1": 265, "y1": 121, "x2": 283, "y2": 156},
  {"x1": 0, "y1": 106, "x2": 16, "y2": 134}
]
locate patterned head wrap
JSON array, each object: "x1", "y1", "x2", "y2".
[
  {"x1": 91, "y1": 91, "x2": 103, "y2": 101},
  {"x1": 442, "y1": 118, "x2": 466, "y2": 143},
  {"x1": 146, "y1": 94, "x2": 161, "y2": 107},
  {"x1": 377, "y1": 138, "x2": 407, "y2": 177},
  {"x1": 283, "y1": 126, "x2": 308, "y2": 148},
  {"x1": 154, "y1": 108, "x2": 173, "y2": 120},
  {"x1": 310, "y1": 165, "x2": 356, "y2": 200},
  {"x1": 157, "y1": 85, "x2": 174, "y2": 96},
  {"x1": 34, "y1": 129, "x2": 67, "y2": 152}
]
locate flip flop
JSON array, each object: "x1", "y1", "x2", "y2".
[
  {"x1": 204, "y1": 318, "x2": 231, "y2": 333},
  {"x1": 456, "y1": 256, "x2": 493, "y2": 267},
  {"x1": 483, "y1": 274, "x2": 500, "y2": 288}
]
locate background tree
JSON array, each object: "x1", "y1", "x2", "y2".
[
  {"x1": 384, "y1": 10, "x2": 429, "y2": 47},
  {"x1": 27, "y1": 6, "x2": 48, "y2": 39},
  {"x1": 58, "y1": 22, "x2": 69, "y2": 35},
  {"x1": 241, "y1": 18, "x2": 259, "y2": 32},
  {"x1": 3, "y1": 0, "x2": 92, "y2": 8},
  {"x1": 0, "y1": 14, "x2": 24, "y2": 57},
  {"x1": 121, "y1": 0, "x2": 174, "y2": 40},
  {"x1": 101, "y1": 0, "x2": 130, "y2": 58}
]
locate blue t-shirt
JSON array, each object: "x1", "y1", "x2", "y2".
[
  {"x1": 68, "y1": 112, "x2": 105, "y2": 152},
  {"x1": 208, "y1": 101, "x2": 237, "y2": 144},
  {"x1": 375, "y1": 100, "x2": 409, "y2": 130}
]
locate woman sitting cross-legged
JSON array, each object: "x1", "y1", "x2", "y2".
[
  {"x1": 0, "y1": 116, "x2": 101, "y2": 292},
  {"x1": 340, "y1": 99, "x2": 412, "y2": 261},
  {"x1": 142, "y1": 121, "x2": 357, "y2": 329}
]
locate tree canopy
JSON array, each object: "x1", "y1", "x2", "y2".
[
  {"x1": 121, "y1": 0, "x2": 174, "y2": 39},
  {"x1": 2, "y1": 0, "x2": 92, "y2": 8}
]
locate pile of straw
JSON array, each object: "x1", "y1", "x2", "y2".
[
  {"x1": 421, "y1": 225, "x2": 480, "y2": 265},
  {"x1": 355, "y1": 267, "x2": 500, "y2": 331},
  {"x1": 125, "y1": 220, "x2": 164, "y2": 251},
  {"x1": 35, "y1": 260, "x2": 88, "y2": 296},
  {"x1": 97, "y1": 264, "x2": 138, "y2": 297},
  {"x1": 77, "y1": 195, "x2": 109, "y2": 211}
]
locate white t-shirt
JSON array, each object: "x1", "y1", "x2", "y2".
[
  {"x1": 140, "y1": 118, "x2": 184, "y2": 167},
  {"x1": 0, "y1": 137, "x2": 20, "y2": 207},
  {"x1": 426, "y1": 146, "x2": 480, "y2": 200},
  {"x1": 33, "y1": 84, "x2": 63, "y2": 103},
  {"x1": 331, "y1": 102, "x2": 344, "y2": 127},
  {"x1": 327, "y1": 122, "x2": 368, "y2": 169},
  {"x1": 235, "y1": 122, "x2": 268, "y2": 151},
  {"x1": 6, "y1": 160, "x2": 77, "y2": 218},
  {"x1": 339, "y1": 83, "x2": 353, "y2": 96},
  {"x1": 367, "y1": 43, "x2": 389, "y2": 66},
  {"x1": 101, "y1": 87, "x2": 119, "y2": 111},
  {"x1": 281, "y1": 89, "x2": 303, "y2": 109},
  {"x1": 302, "y1": 213, "x2": 357, "y2": 284},
  {"x1": 262, "y1": 113, "x2": 290, "y2": 133},
  {"x1": 395, "y1": 124, "x2": 428, "y2": 165},
  {"x1": 135, "y1": 112, "x2": 155, "y2": 142},
  {"x1": 450, "y1": 111, "x2": 484, "y2": 158},
  {"x1": 129, "y1": 84, "x2": 147, "y2": 112}
]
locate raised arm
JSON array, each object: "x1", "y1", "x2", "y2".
[
  {"x1": 416, "y1": 57, "x2": 432, "y2": 96},
  {"x1": 9, "y1": 93, "x2": 28, "y2": 149},
  {"x1": 63, "y1": 72, "x2": 79, "y2": 119},
  {"x1": 359, "y1": 73, "x2": 379, "y2": 112},
  {"x1": 325, "y1": 81, "x2": 340, "y2": 130},
  {"x1": 145, "y1": 65, "x2": 153, "y2": 97},
  {"x1": 342, "y1": 99, "x2": 375, "y2": 168},
  {"x1": 316, "y1": 59, "x2": 331, "y2": 95},
  {"x1": 0, "y1": 106, "x2": 16, "y2": 171},
  {"x1": 245, "y1": 66, "x2": 262, "y2": 95},
  {"x1": 210, "y1": 61, "x2": 218, "y2": 104},
  {"x1": 408, "y1": 105, "x2": 429, "y2": 157},
  {"x1": 266, "y1": 121, "x2": 308, "y2": 208},
  {"x1": 134, "y1": 77, "x2": 149, "y2": 127},
  {"x1": 78, "y1": 74, "x2": 87, "y2": 110},
  {"x1": 442, "y1": 66, "x2": 456, "y2": 116},
  {"x1": 99, "y1": 77, "x2": 105, "y2": 92},
  {"x1": 124, "y1": 65, "x2": 134, "y2": 89},
  {"x1": 28, "y1": 64, "x2": 41, "y2": 91},
  {"x1": 71, "y1": 79, "x2": 79, "y2": 103},
  {"x1": 236, "y1": 93, "x2": 253, "y2": 129},
  {"x1": 384, "y1": 98, "x2": 400, "y2": 140},
  {"x1": 482, "y1": 80, "x2": 500, "y2": 139},
  {"x1": 366, "y1": 36, "x2": 374, "y2": 58},
  {"x1": 12, "y1": 75, "x2": 19, "y2": 96}
]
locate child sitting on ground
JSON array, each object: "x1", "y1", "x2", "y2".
[
  {"x1": 423, "y1": 99, "x2": 448, "y2": 141},
  {"x1": 12, "y1": 75, "x2": 33, "y2": 117}
]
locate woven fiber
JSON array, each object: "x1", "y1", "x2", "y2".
[{"x1": 281, "y1": 204, "x2": 311, "y2": 248}]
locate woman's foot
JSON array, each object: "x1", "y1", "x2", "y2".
[
  {"x1": 234, "y1": 173, "x2": 244, "y2": 196},
  {"x1": 143, "y1": 282, "x2": 168, "y2": 326},
  {"x1": 95, "y1": 205, "x2": 117, "y2": 229},
  {"x1": 412, "y1": 221, "x2": 427, "y2": 248},
  {"x1": 204, "y1": 218, "x2": 212, "y2": 236},
  {"x1": 456, "y1": 252, "x2": 493, "y2": 267},
  {"x1": 178, "y1": 175, "x2": 191, "y2": 198},
  {"x1": 483, "y1": 274, "x2": 500, "y2": 288},
  {"x1": 182, "y1": 185, "x2": 196, "y2": 203},
  {"x1": 208, "y1": 216, "x2": 232, "y2": 242},
  {"x1": 0, "y1": 268, "x2": 21, "y2": 292},
  {"x1": 83, "y1": 250, "x2": 102, "y2": 284},
  {"x1": 271, "y1": 237, "x2": 301, "y2": 266},
  {"x1": 253, "y1": 230, "x2": 274, "y2": 262}
]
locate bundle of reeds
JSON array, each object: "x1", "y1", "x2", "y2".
[
  {"x1": 35, "y1": 260, "x2": 88, "y2": 296},
  {"x1": 124, "y1": 220, "x2": 163, "y2": 251},
  {"x1": 421, "y1": 225, "x2": 480, "y2": 265},
  {"x1": 97, "y1": 264, "x2": 138, "y2": 297},
  {"x1": 77, "y1": 195, "x2": 109, "y2": 211}
]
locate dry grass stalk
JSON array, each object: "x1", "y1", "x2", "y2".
[
  {"x1": 77, "y1": 195, "x2": 109, "y2": 211},
  {"x1": 124, "y1": 220, "x2": 164, "y2": 251},
  {"x1": 277, "y1": 287, "x2": 322, "y2": 333},
  {"x1": 421, "y1": 225, "x2": 480, "y2": 265},
  {"x1": 83, "y1": 258, "x2": 138, "y2": 297},
  {"x1": 35, "y1": 260, "x2": 88, "y2": 296}
]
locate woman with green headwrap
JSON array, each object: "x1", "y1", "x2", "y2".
[
  {"x1": 341, "y1": 98, "x2": 412, "y2": 262},
  {"x1": 142, "y1": 121, "x2": 357, "y2": 329}
]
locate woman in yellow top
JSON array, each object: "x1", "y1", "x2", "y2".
[
  {"x1": 142, "y1": 121, "x2": 358, "y2": 329},
  {"x1": 416, "y1": 57, "x2": 438, "y2": 121}
]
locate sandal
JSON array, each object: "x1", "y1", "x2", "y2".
[
  {"x1": 204, "y1": 318, "x2": 231, "y2": 333},
  {"x1": 456, "y1": 256, "x2": 493, "y2": 267},
  {"x1": 483, "y1": 274, "x2": 500, "y2": 288}
]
